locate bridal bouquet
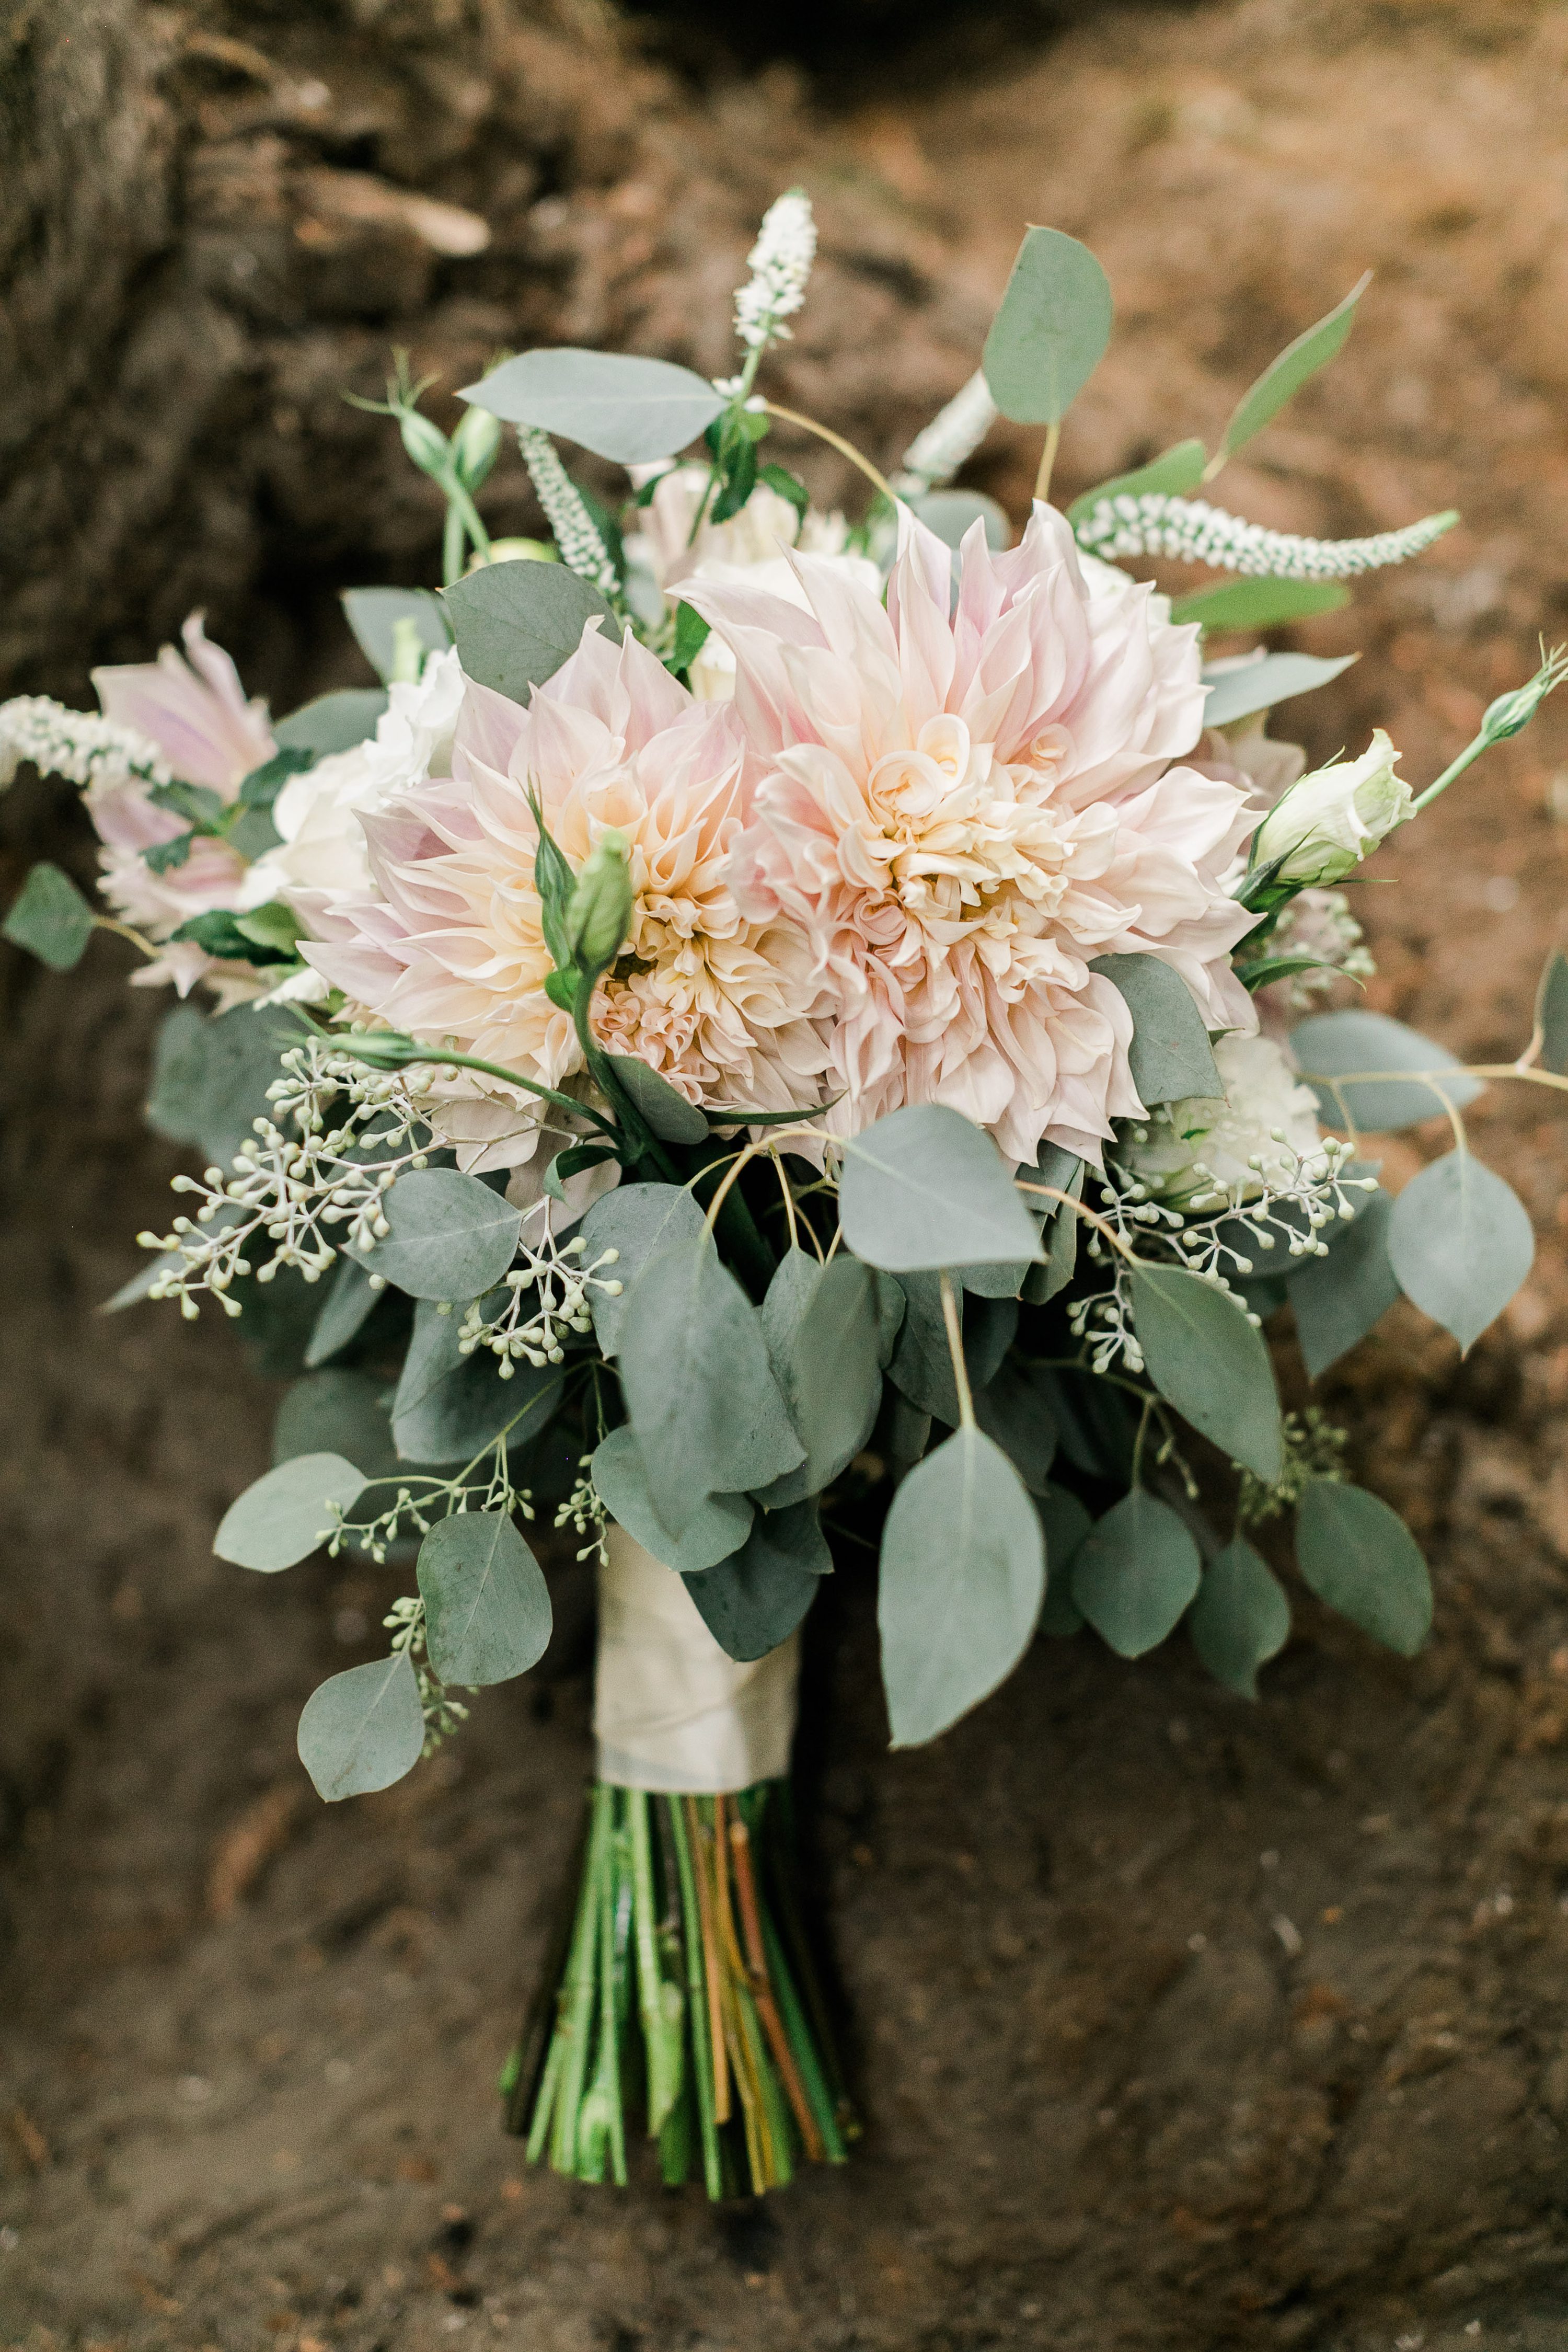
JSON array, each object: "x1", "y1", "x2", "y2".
[{"x1": 6, "y1": 194, "x2": 1564, "y2": 2200}]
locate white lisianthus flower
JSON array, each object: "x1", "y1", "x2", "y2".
[
  {"x1": 1252, "y1": 729, "x2": 1410, "y2": 887},
  {"x1": 1123, "y1": 1033, "x2": 1325, "y2": 1209},
  {"x1": 250, "y1": 647, "x2": 466, "y2": 923}
]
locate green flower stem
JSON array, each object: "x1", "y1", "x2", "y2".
[
  {"x1": 630, "y1": 1792, "x2": 684, "y2": 2136},
  {"x1": 333, "y1": 1034, "x2": 622, "y2": 1142},
  {"x1": 442, "y1": 503, "x2": 467, "y2": 591},
  {"x1": 758, "y1": 1907, "x2": 847, "y2": 2163},
  {"x1": 550, "y1": 1785, "x2": 610, "y2": 2172},
  {"x1": 666, "y1": 1795, "x2": 725, "y2": 2200}
]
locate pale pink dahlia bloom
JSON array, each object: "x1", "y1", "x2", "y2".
[
  {"x1": 89, "y1": 615, "x2": 279, "y2": 999},
  {"x1": 685, "y1": 503, "x2": 1260, "y2": 1165},
  {"x1": 304, "y1": 625, "x2": 826, "y2": 1173}
]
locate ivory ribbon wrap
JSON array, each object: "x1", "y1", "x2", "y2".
[{"x1": 593, "y1": 1524, "x2": 800, "y2": 1794}]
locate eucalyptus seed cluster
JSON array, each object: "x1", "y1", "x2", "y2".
[
  {"x1": 455, "y1": 1234, "x2": 623, "y2": 1375},
  {"x1": 555, "y1": 1457, "x2": 610, "y2": 1568}
]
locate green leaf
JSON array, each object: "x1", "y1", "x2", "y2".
[
  {"x1": 1533, "y1": 949, "x2": 1568, "y2": 1075},
  {"x1": 879, "y1": 1426, "x2": 1044, "y2": 1745},
  {"x1": 982, "y1": 226, "x2": 1113, "y2": 427},
  {"x1": 304, "y1": 1257, "x2": 383, "y2": 1369},
  {"x1": 391, "y1": 1297, "x2": 562, "y2": 1464},
  {"x1": 1218, "y1": 275, "x2": 1370, "y2": 463},
  {"x1": 1188, "y1": 1538, "x2": 1290, "y2": 1698},
  {"x1": 1387, "y1": 1151, "x2": 1534, "y2": 1354},
  {"x1": 1021, "y1": 1149, "x2": 1085, "y2": 1306},
  {"x1": 755, "y1": 1252, "x2": 885, "y2": 1507},
  {"x1": 1239, "y1": 951, "x2": 1354, "y2": 995},
  {"x1": 234, "y1": 901, "x2": 307, "y2": 956},
  {"x1": 214, "y1": 1451, "x2": 367, "y2": 1572},
  {"x1": 1287, "y1": 1188, "x2": 1401, "y2": 1380},
  {"x1": 591, "y1": 1424, "x2": 754, "y2": 1571},
  {"x1": 1171, "y1": 578, "x2": 1350, "y2": 630},
  {"x1": 1036, "y1": 1484, "x2": 1091, "y2": 1635},
  {"x1": 170, "y1": 907, "x2": 295, "y2": 965},
  {"x1": 442, "y1": 559, "x2": 617, "y2": 704},
  {"x1": 671, "y1": 601, "x2": 712, "y2": 675},
  {"x1": 603, "y1": 1054, "x2": 708, "y2": 1144},
  {"x1": 418, "y1": 1510, "x2": 552, "y2": 1685},
  {"x1": 460, "y1": 349, "x2": 727, "y2": 465},
  {"x1": 1129, "y1": 1263, "x2": 1284, "y2": 1482},
  {"x1": 272, "y1": 1370, "x2": 399, "y2": 1479},
  {"x1": 273, "y1": 688, "x2": 388, "y2": 756},
  {"x1": 1201, "y1": 652, "x2": 1357, "y2": 730},
  {"x1": 684, "y1": 1500, "x2": 827, "y2": 1663},
  {"x1": 617, "y1": 1235, "x2": 805, "y2": 1537},
  {"x1": 236, "y1": 747, "x2": 313, "y2": 817},
  {"x1": 3, "y1": 861, "x2": 96, "y2": 971},
  {"x1": 354, "y1": 1168, "x2": 522, "y2": 1303},
  {"x1": 580, "y1": 1181, "x2": 708, "y2": 1356},
  {"x1": 341, "y1": 586, "x2": 452, "y2": 685},
  {"x1": 1296, "y1": 1477, "x2": 1431, "y2": 1656},
  {"x1": 1071, "y1": 1489, "x2": 1201, "y2": 1657},
  {"x1": 908, "y1": 490, "x2": 1011, "y2": 551},
  {"x1": 1290, "y1": 1009, "x2": 1481, "y2": 1133},
  {"x1": 145, "y1": 1003, "x2": 305, "y2": 1173},
  {"x1": 756, "y1": 463, "x2": 809, "y2": 518},
  {"x1": 1066, "y1": 439, "x2": 1207, "y2": 525},
  {"x1": 974, "y1": 1359, "x2": 1057, "y2": 1493},
  {"x1": 297, "y1": 1651, "x2": 424, "y2": 1802},
  {"x1": 1090, "y1": 953, "x2": 1221, "y2": 1107},
  {"x1": 838, "y1": 1104, "x2": 1044, "y2": 1273}
]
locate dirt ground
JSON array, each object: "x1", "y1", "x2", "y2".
[{"x1": 7, "y1": 2, "x2": 1568, "y2": 2347}]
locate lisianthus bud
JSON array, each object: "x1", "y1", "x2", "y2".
[
  {"x1": 451, "y1": 403, "x2": 502, "y2": 490},
  {"x1": 398, "y1": 409, "x2": 454, "y2": 481},
  {"x1": 1252, "y1": 729, "x2": 1410, "y2": 887},
  {"x1": 564, "y1": 830, "x2": 633, "y2": 973}
]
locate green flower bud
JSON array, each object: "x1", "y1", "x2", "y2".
[
  {"x1": 451, "y1": 403, "x2": 503, "y2": 490},
  {"x1": 563, "y1": 830, "x2": 633, "y2": 973},
  {"x1": 398, "y1": 408, "x2": 454, "y2": 481}
]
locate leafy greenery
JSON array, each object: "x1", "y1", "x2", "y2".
[
  {"x1": 1296, "y1": 1477, "x2": 1432, "y2": 1655},
  {"x1": 1291, "y1": 1008, "x2": 1481, "y2": 1133},
  {"x1": 354, "y1": 1167, "x2": 524, "y2": 1303},
  {"x1": 838, "y1": 1104, "x2": 1044, "y2": 1273},
  {"x1": 982, "y1": 226, "x2": 1113, "y2": 427},
  {"x1": 1071, "y1": 1489, "x2": 1201, "y2": 1657},
  {"x1": 3, "y1": 861, "x2": 96, "y2": 970},
  {"x1": 461, "y1": 349, "x2": 727, "y2": 464},
  {"x1": 417, "y1": 1510, "x2": 552, "y2": 1685},
  {"x1": 1129, "y1": 1263, "x2": 1284, "y2": 1482},
  {"x1": 1091, "y1": 953, "x2": 1220, "y2": 1106},
  {"x1": 1187, "y1": 1538, "x2": 1290, "y2": 1698},
  {"x1": 442, "y1": 560, "x2": 618, "y2": 701},
  {"x1": 1387, "y1": 1151, "x2": 1534, "y2": 1353},
  {"x1": 297, "y1": 1652, "x2": 425, "y2": 1802},
  {"x1": 214, "y1": 1451, "x2": 367, "y2": 1572}
]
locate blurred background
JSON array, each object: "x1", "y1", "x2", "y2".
[{"x1": 5, "y1": 3, "x2": 1568, "y2": 2347}]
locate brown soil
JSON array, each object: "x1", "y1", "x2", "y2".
[{"x1": 6, "y1": 4, "x2": 1568, "y2": 2348}]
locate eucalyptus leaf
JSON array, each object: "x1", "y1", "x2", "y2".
[
  {"x1": 909, "y1": 490, "x2": 1011, "y2": 552},
  {"x1": 1287, "y1": 1188, "x2": 1401, "y2": 1380},
  {"x1": 297, "y1": 1651, "x2": 424, "y2": 1802},
  {"x1": 1296, "y1": 1477, "x2": 1431, "y2": 1656},
  {"x1": 1036, "y1": 1485, "x2": 1091, "y2": 1635},
  {"x1": 982, "y1": 226, "x2": 1113, "y2": 427},
  {"x1": 887, "y1": 1273, "x2": 1008, "y2": 1424},
  {"x1": 1533, "y1": 949, "x2": 1568, "y2": 1075},
  {"x1": 392, "y1": 1297, "x2": 562, "y2": 1464},
  {"x1": 273, "y1": 689, "x2": 388, "y2": 756},
  {"x1": 591, "y1": 1425, "x2": 753, "y2": 1573},
  {"x1": 580, "y1": 1181, "x2": 707, "y2": 1356},
  {"x1": 1218, "y1": 275, "x2": 1370, "y2": 462},
  {"x1": 684, "y1": 1499, "x2": 826, "y2": 1662},
  {"x1": 442, "y1": 560, "x2": 617, "y2": 702},
  {"x1": 1066, "y1": 439, "x2": 1208, "y2": 525},
  {"x1": 879, "y1": 1426, "x2": 1044, "y2": 1746},
  {"x1": 756, "y1": 1252, "x2": 884, "y2": 1506},
  {"x1": 341, "y1": 586, "x2": 452, "y2": 685},
  {"x1": 1188, "y1": 1538, "x2": 1290, "y2": 1698},
  {"x1": 1091, "y1": 954, "x2": 1220, "y2": 1106},
  {"x1": 462, "y1": 348, "x2": 727, "y2": 464},
  {"x1": 1071, "y1": 1489, "x2": 1201, "y2": 1658},
  {"x1": 1201, "y1": 652, "x2": 1357, "y2": 730},
  {"x1": 305, "y1": 1256, "x2": 383, "y2": 1368},
  {"x1": 1291, "y1": 1009, "x2": 1481, "y2": 1133},
  {"x1": 354, "y1": 1168, "x2": 522, "y2": 1303},
  {"x1": 418, "y1": 1510, "x2": 551, "y2": 1685},
  {"x1": 272, "y1": 1370, "x2": 399, "y2": 1479},
  {"x1": 3, "y1": 861, "x2": 95, "y2": 970},
  {"x1": 1035, "y1": 1362, "x2": 1135, "y2": 1483},
  {"x1": 974, "y1": 1359, "x2": 1058, "y2": 1494},
  {"x1": 1387, "y1": 1151, "x2": 1534, "y2": 1354},
  {"x1": 603, "y1": 1054, "x2": 709, "y2": 1143},
  {"x1": 214, "y1": 1451, "x2": 367, "y2": 1572},
  {"x1": 838, "y1": 1104, "x2": 1043, "y2": 1273},
  {"x1": 1129, "y1": 1263, "x2": 1284, "y2": 1483},
  {"x1": 145, "y1": 1001, "x2": 304, "y2": 1172},
  {"x1": 617, "y1": 1235, "x2": 804, "y2": 1537},
  {"x1": 1022, "y1": 1152, "x2": 1084, "y2": 1306},
  {"x1": 1171, "y1": 578, "x2": 1350, "y2": 630}
]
